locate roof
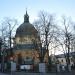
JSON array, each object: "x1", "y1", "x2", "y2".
[
  {"x1": 16, "y1": 22, "x2": 38, "y2": 37},
  {"x1": 15, "y1": 11, "x2": 38, "y2": 37},
  {"x1": 55, "y1": 52, "x2": 75, "y2": 58}
]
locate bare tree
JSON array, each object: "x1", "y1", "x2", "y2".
[
  {"x1": 56, "y1": 16, "x2": 75, "y2": 71},
  {"x1": 0, "y1": 17, "x2": 18, "y2": 72},
  {"x1": 33, "y1": 11, "x2": 58, "y2": 63},
  {"x1": 0, "y1": 18, "x2": 18, "y2": 50}
]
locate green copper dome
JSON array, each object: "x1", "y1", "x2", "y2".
[{"x1": 16, "y1": 11, "x2": 38, "y2": 37}]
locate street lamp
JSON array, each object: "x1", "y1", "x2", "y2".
[{"x1": 10, "y1": 56, "x2": 13, "y2": 75}]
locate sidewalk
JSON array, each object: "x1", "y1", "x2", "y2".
[
  {"x1": 11, "y1": 71, "x2": 75, "y2": 75},
  {"x1": 0, "y1": 70, "x2": 75, "y2": 75},
  {"x1": 0, "y1": 73, "x2": 9, "y2": 75}
]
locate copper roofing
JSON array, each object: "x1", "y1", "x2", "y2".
[{"x1": 15, "y1": 11, "x2": 38, "y2": 37}]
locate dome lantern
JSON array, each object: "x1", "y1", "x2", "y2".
[{"x1": 24, "y1": 10, "x2": 29, "y2": 23}]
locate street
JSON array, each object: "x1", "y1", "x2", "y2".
[
  {"x1": 0, "y1": 73, "x2": 9, "y2": 75},
  {"x1": 0, "y1": 71, "x2": 75, "y2": 75},
  {"x1": 11, "y1": 72, "x2": 74, "y2": 75}
]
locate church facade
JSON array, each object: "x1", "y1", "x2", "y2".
[
  {"x1": 13, "y1": 11, "x2": 41, "y2": 66},
  {"x1": 13, "y1": 11, "x2": 48, "y2": 69}
]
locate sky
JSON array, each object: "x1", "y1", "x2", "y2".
[
  {"x1": 0, "y1": 0, "x2": 75, "y2": 24},
  {"x1": 0, "y1": 0, "x2": 75, "y2": 55}
]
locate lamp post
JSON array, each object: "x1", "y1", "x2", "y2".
[{"x1": 10, "y1": 57, "x2": 13, "y2": 75}]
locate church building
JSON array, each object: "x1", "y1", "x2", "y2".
[
  {"x1": 13, "y1": 11, "x2": 48, "y2": 69},
  {"x1": 13, "y1": 11, "x2": 41, "y2": 65}
]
